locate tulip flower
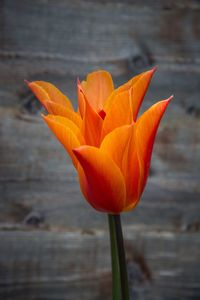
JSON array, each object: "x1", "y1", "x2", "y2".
[
  {"x1": 28, "y1": 68, "x2": 172, "y2": 300},
  {"x1": 28, "y1": 68, "x2": 172, "y2": 214}
]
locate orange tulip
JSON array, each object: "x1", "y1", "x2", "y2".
[{"x1": 28, "y1": 68, "x2": 172, "y2": 214}]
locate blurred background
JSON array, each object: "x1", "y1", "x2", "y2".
[{"x1": 0, "y1": 1, "x2": 200, "y2": 299}]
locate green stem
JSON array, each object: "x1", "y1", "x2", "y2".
[
  {"x1": 108, "y1": 214, "x2": 130, "y2": 300},
  {"x1": 113, "y1": 214, "x2": 130, "y2": 300},
  {"x1": 108, "y1": 214, "x2": 121, "y2": 300}
]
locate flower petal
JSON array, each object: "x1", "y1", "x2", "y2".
[
  {"x1": 122, "y1": 130, "x2": 141, "y2": 210},
  {"x1": 80, "y1": 88, "x2": 103, "y2": 146},
  {"x1": 73, "y1": 146, "x2": 126, "y2": 213},
  {"x1": 104, "y1": 68, "x2": 156, "y2": 121},
  {"x1": 130, "y1": 68, "x2": 156, "y2": 120},
  {"x1": 100, "y1": 124, "x2": 133, "y2": 171},
  {"x1": 77, "y1": 80, "x2": 85, "y2": 119},
  {"x1": 121, "y1": 95, "x2": 172, "y2": 211},
  {"x1": 81, "y1": 70, "x2": 114, "y2": 112},
  {"x1": 27, "y1": 81, "x2": 50, "y2": 108},
  {"x1": 135, "y1": 96, "x2": 173, "y2": 193},
  {"x1": 44, "y1": 100, "x2": 82, "y2": 128},
  {"x1": 101, "y1": 88, "x2": 133, "y2": 138},
  {"x1": 28, "y1": 81, "x2": 73, "y2": 110},
  {"x1": 44, "y1": 115, "x2": 85, "y2": 144},
  {"x1": 43, "y1": 115, "x2": 83, "y2": 167}
]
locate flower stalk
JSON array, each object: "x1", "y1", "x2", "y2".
[
  {"x1": 108, "y1": 214, "x2": 130, "y2": 300},
  {"x1": 108, "y1": 214, "x2": 121, "y2": 300}
]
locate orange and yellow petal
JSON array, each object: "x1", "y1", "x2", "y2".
[
  {"x1": 44, "y1": 100, "x2": 82, "y2": 128},
  {"x1": 122, "y1": 96, "x2": 172, "y2": 210},
  {"x1": 122, "y1": 129, "x2": 141, "y2": 210},
  {"x1": 81, "y1": 90, "x2": 103, "y2": 147},
  {"x1": 81, "y1": 70, "x2": 114, "y2": 112},
  {"x1": 42, "y1": 115, "x2": 84, "y2": 167},
  {"x1": 27, "y1": 81, "x2": 50, "y2": 108},
  {"x1": 100, "y1": 124, "x2": 134, "y2": 171},
  {"x1": 101, "y1": 88, "x2": 133, "y2": 138},
  {"x1": 44, "y1": 115, "x2": 85, "y2": 144},
  {"x1": 28, "y1": 81, "x2": 73, "y2": 110},
  {"x1": 103, "y1": 70, "x2": 144, "y2": 112},
  {"x1": 135, "y1": 96, "x2": 173, "y2": 193},
  {"x1": 104, "y1": 68, "x2": 156, "y2": 121},
  {"x1": 130, "y1": 68, "x2": 156, "y2": 120},
  {"x1": 73, "y1": 146, "x2": 126, "y2": 213},
  {"x1": 77, "y1": 80, "x2": 86, "y2": 119}
]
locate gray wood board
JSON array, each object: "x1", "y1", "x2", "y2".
[{"x1": 0, "y1": 228, "x2": 200, "y2": 300}]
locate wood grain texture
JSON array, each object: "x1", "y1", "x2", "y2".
[
  {"x1": 0, "y1": 0, "x2": 200, "y2": 299},
  {"x1": 0, "y1": 228, "x2": 200, "y2": 300}
]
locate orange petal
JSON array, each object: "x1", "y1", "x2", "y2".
[
  {"x1": 115, "y1": 72, "x2": 144, "y2": 93},
  {"x1": 73, "y1": 146, "x2": 126, "y2": 213},
  {"x1": 104, "y1": 68, "x2": 156, "y2": 121},
  {"x1": 122, "y1": 130, "x2": 141, "y2": 210},
  {"x1": 130, "y1": 68, "x2": 156, "y2": 120},
  {"x1": 101, "y1": 88, "x2": 133, "y2": 138},
  {"x1": 122, "y1": 95, "x2": 172, "y2": 211},
  {"x1": 100, "y1": 124, "x2": 133, "y2": 171},
  {"x1": 135, "y1": 96, "x2": 173, "y2": 193},
  {"x1": 43, "y1": 115, "x2": 83, "y2": 167},
  {"x1": 104, "y1": 71, "x2": 145, "y2": 112},
  {"x1": 80, "y1": 89, "x2": 103, "y2": 146},
  {"x1": 28, "y1": 81, "x2": 73, "y2": 110},
  {"x1": 81, "y1": 70, "x2": 114, "y2": 112},
  {"x1": 77, "y1": 80, "x2": 85, "y2": 119},
  {"x1": 27, "y1": 82, "x2": 50, "y2": 108},
  {"x1": 45, "y1": 115, "x2": 85, "y2": 144},
  {"x1": 44, "y1": 100, "x2": 82, "y2": 128}
]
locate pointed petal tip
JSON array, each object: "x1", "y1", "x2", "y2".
[
  {"x1": 77, "y1": 80, "x2": 83, "y2": 91},
  {"x1": 72, "y1": 145, "x2": 86, "y2": 157},
  {"x1": 41, "y1": 113, "x2": 55, "y2": 122},
  {"x1": 41, "y1": 113, "x2": 47, "y2": 120},
  {"x1": 72, "y1": 147, "x2": 79, "y2": 156},
  {"x1": 165, "y1": 94, "x2": 174, "y2": 104},
  {"x1": 151, "y1": 66, "x2": 158, "y2": 73},
  {"x1": 158, "y1": 95, "x2": 173, "y2": 106},
  {"x1": 24, "y1": 79, "x2": 30, "y2": 85},
  {"x1": 146, "y1": 66, "x2": 157, "y2": 77}
]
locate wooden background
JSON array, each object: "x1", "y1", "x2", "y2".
[{"x1": 0, "y1": 1, "x2": 200, "y2": 299}]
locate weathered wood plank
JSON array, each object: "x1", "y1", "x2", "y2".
[
  {"x1": 0, "y1": 0, "x2": 200, "y2": 110},
  {"x1": 0, "y1": 228, "x2": 200, "y2": 300},
  {"x1": 1, "y1": 178, "x2": 200, "y2": 231}
]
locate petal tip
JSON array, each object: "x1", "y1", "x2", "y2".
[
  {"x1": 41, "y1": 113, "x2": 52, "y2": 122},
  {"x1": 159, "y1": 95, "x2": 173, "y2": 106},
  {"x1": 24, "y1": 79, "x2": 30, "y2": 85},
  {"x1": 41, "y1": 113, "x2": 47, "y2": 120},
  {"x1": 72, "y1": 146, "x2": 88, "y2": 161},
  {"x1": 146, "y1": 66, "x2": 157, "y2": 78},
  {"x1": 72, "y1": 146, "x2": 83, "y2": 156},
  {"x1": 151, "y1": 66, "x2": 158, "y2": 73},
  {"x1": 72, "y1": 147, "x2": 79, "y2": 156},
  {"x1": 166, "y1": 95, "x2": 174, "y2": 104}
]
